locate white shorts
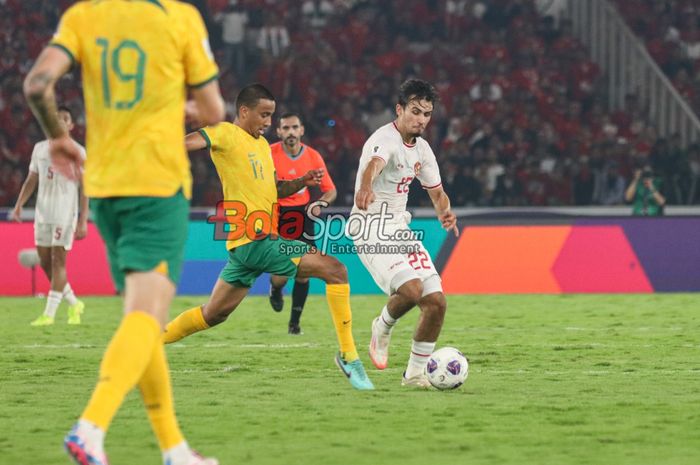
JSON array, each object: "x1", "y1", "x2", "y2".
[
  {"x1": 34, "y1": 222, "x2": 76, "y2": 250},
  {"x1": 351, "y1": 218, "x2": 442, "y2": 296}
]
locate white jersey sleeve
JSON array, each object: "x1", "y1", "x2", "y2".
[
  {"x1": 28, "y1": 143, "x2": 40, "y2": 173},
  {"x1": 362, "y1": 127, "x2": 396, "y2": 165},
  {"x1": 416, "y1": 142, "x2": 442, "y2": 189}
]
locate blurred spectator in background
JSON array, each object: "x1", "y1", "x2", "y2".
[
  {"x1": 594, "y1": 161, "x2": 626, "y2": 206},
  {"x1": 218, "y1": 0, "x2": 249, "y2": 75},
  {"x1": 257, "y1": 12, "x2": 290, "y2": 58}
]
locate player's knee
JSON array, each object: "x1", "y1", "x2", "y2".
[
  {"x1": 398, "y1": 279, "x2": 423, "y2": 306},
  {"x1": 39, "y1": 258, "x2": 52, "y2": 276},
  {"x1": 324, "y1": 257, "x2": 348, "y2": 284},
  {"x1": 422, "y1": 292, "x2": 447, "y2": 318},
  {"x1": 51, "y1": 250, "x2": 66, "y2": 267},
  {"x1": 202, "y1": 303, "x2": 232, "y2": 326}
]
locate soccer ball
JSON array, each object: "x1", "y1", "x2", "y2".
[{"x1": 425, "y1": 347, "x2": 469, "y2": 390}]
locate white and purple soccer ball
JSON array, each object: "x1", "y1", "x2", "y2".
[{"x1": 425, "y1": 347, "x2": 469, "y2": 390}]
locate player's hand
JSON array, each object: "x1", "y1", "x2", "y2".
[
  {"x1": 302, "y1": 169, "x2": 324, "y2": 187},
  {"x1": 355, "y1": 187, "x2": 375, "y2": 210},
  {"x1": 439, "y1": 210, "x2": 459, "y2": 237},
  {"x1": 49, "y1": 134, "x2": 83, "y2": 181},
  {"x1": 185, "y1": 100, "x2": 203, "y2": 128},
  {"x1": 10, "y1": 207, "x2": 22, "y2": 223},
  {"x1": 74, "y1": 220, "x2": 88, "y2": 240}
]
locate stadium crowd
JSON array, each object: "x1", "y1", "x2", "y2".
[
  {"x1": 2, "y1": 0, "x2": 700, "y2": 209},
  {"x1": 614, "y1": 0, "x2": 700, "y2": 117}
]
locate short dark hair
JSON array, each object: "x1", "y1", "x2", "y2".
[
  {"x1": 57, "y1": 105, "x2": 73, "y2": 120},
  {"x1": 278, "y1": 112, "x2": 303, "y2": 126},
  {"x1": 397, "y1": 79, "x2": 438, "y2": 107},
  {"x1": 236, "y1": 83, "x2": 275, "y2": 113}
]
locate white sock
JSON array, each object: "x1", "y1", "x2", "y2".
[
  {"x1": 44, "y1": 290, "x2": 63, "y2": 318},
  {"x1": 163, "y1": 441, "x2": 196, "y2": 465},
  {"x1": 63, "y1": 283, "x2": 79, "y2": 306},
  {"x1": 377, "y1": 306, "x2": 397, "y2": 334},
  {"x1": 405, "y1": 340, "x2": 436, "y2": 378},
  {"x1": 76, "y1": 419, "x2": 105, "y2": 452}
]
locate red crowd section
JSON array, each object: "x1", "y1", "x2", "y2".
[{"x1": 1, "y1": 0, "x2": 699, "y2": 209}]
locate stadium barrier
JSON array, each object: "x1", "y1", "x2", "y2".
[{"x1": 2, "y1": 210, "x2": 700, "y2": 295}]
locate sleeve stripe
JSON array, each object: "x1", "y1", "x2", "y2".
[
  {"x1": 145, "y1": 0, "x2": 167, "y2": 13},
  {"x1": 371, "y1": 155, "x2": 387, "y2": 163},
  {"x1": 49, "y1": 43, "x2": 76, "y2": 66},
  {"x1": 422, "y1": 182, "x2": 442, "y2": 190},
  {"x1": 198, "y1": 129, "x2": 212, "y2": 150},
  {"x1": 188, "y1": 72, "x2": 219, "y2": 89}
]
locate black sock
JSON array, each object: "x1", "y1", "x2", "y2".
[{"x1": 289, "y1": 280, "x2": 310, "y2": 326}]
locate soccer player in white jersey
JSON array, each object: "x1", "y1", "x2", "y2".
[
  {"x1": 352, "y1": 79, "x2": 459, "y2": 388},
  {"x1": 11, "y1": 106, "x2": 88, "y2": 326}
]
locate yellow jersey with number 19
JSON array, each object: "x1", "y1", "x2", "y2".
[
  {"x1": 50, "y1": 0, "x2": 218, "y2": 199},
  {"x1": 199, "y1": 122, "x2": 278, "y2": 250}
]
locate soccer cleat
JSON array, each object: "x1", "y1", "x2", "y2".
[
  {"x1": 269, "y1": 284, "x2": 284, "y2": 312},
  {"x1": 288, "y1": 323, "x2": 302, "y2": 335},
  {"x1": 368, "y1": 317, "x2": 392, "y2": 370},
  {"x1": 401, "y1": 372, "x2": 432, "y2": 389},
  {"x1": 30, "y1": 314, "x2": 54, "y2": 326},
  {"x1": 67, "y1": 300, "x2": 85, "y2": 325},
  {"x1": 334, "y1": 352, "x2": 374, "y2": 390},
  {"x1": 164, "y1": 450, "x2": 219, "y2": 465},
  {"x1": 64, "y1": 426, "x2": 109, "y2": 465},
  {"x1": 187, "y1": 451, "x2": 219, "y2": 465}
]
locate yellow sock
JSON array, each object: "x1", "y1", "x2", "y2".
[
  {"x1": 163, "y1": 306, "x2": 209, "y2": 344},
  {"x1": 326, "y1": 283, "x2": 359, "y2": 361},
  {"x1": 138, "y1": 336, "x2": 184, "y2": 450},
  {"x1": 82, "y1": 311, "x2": 161, "y2": 430}
]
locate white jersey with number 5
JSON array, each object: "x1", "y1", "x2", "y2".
[
  {"x1": 352, "y1": 122, "x2": 441, "y2": 218},
  {"x1": 29, "y1": 140, "x2": 86, "y2": 225}
]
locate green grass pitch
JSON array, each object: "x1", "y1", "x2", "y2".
[{"x1": 1, "y1": 294, "x2": 699, "y2": 465}]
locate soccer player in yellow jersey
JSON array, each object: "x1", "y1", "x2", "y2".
[
  {"x1": 164, "y1": 84, "x2": 374, "y2": 390},
  {"x1": 23, "y1": 1, "x2": 225, "y2": 464}
]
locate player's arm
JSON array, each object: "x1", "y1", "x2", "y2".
[
  {"x1": 625, "y1": 169, "x2": 641, "y2": 202},
  {"x1": 427, "y1": 186, "x2": 459, "y2": 237},
  {"x1": 75, "y1": 180, "x2": 89, "y2": 240},
  {"x1": 185, "y1": 131, "x2": 209, "y2": 152},
  {"x1": 316, "y1": 153, "x2": 337, "y2": 205},
  {"x1": 276, "y1": 170, "x2": 324, "y2": 198},
  {"x1": 10, "y1": 171, "x2": 39, "y2": 222},
  {"x1": 355, "y1": 157, "x2": 386, "y2": 210},
  {"x1": 186, "y1": 81, "x2": 225, "y2": 128},
  {"x1": 309, "y1": 154, "x2": 337, "y2": 215},
  {"x1": 318, "y1": 188, "x2": 337, "y2": 205},
  {"x1": 23, "y1": 47, "x2": 82, "y2": 180},
  {"x1": 182, "y1": 3, "x2": 225, "y2": 127},
  {"x1": 355, "y1": 157, "x2": 385, "y2": 210}
]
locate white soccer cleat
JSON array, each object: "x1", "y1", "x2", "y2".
[
  {"x1": 187, "y1": 454, "x2": 219, "y2": 465},
  {"x1": 368, "y1": 317, "x2": 391, "y2": 370},
  {"x1": 64, "y1": 423, "x2": 109, "y2": 465},
  {"x1": 401, "y1": 372, "x2": 432, "y2": 389},
  {"x1": 163, "y1": 446, "x2": 218, "y2": 465}
]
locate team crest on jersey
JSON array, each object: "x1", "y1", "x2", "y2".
[{"x1": 414, "y1": 162, "x2": 422, "y2": 175}]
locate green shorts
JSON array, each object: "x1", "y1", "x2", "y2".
[
  {"x1": 220, "y1": 236, "x2": 311, "y2": 288},
  {"x1": 91, "y1": 191, "x2": 189, "y2": 292}
]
